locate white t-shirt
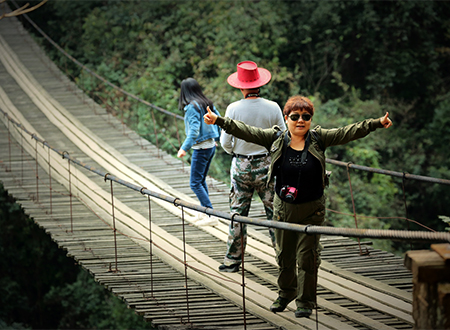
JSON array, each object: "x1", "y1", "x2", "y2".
[{"x1": 220, "y1": 98, "x2": 286, "y2": 156}]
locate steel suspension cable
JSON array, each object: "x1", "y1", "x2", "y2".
[
  {"x1": 10, "y1": 0, "x2": 183, "y2": 121},
  {"x1": 12, "y1": 1, "x2": 450, "y2": 188},
  {"x1": 2, "y1": 108, "x2": 449, "y2": 243}
]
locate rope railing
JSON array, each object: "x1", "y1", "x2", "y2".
[
  {"x1": 11, "y1": 0, "x2": 183, "y2": 121},
  {"x1": 0, "y1": 106, "x2": 247, "y2": 327},
  {"x1": 12, "y1": 0, "x2": 450, "y2": 191},
  {"x1": 2, "y1": 107, "x2": 449, "y2": 243},
  {"x1": 2, "y1": 5, "x2": 449, "y2": 327},
  {"x1": 2, "y1": 104, "x2": 450, "y2": 329},
  {"x1": 10, "y1": 0, "x2": 187, "y2": 168},
  {"x1": 326, "y1": 159, "x2": 450, "y2": 186}
]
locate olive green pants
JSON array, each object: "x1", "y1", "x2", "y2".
[{"x1": 273, "y1": 194, "x2": 325, "y2": 309}]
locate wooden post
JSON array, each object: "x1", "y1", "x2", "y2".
[{"x1": 404, "y1": 243, "x2": 450, "y2": 330}]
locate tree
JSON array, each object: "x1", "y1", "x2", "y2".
[
  {"x1": 16, "y1": 0, "x2": 450, "y2": 253},
  {"x1": 0, "y1": 184, "x2": 154, "y2": 329}
]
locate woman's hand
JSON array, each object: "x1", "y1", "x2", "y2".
[
  {"x1": 204, "y1": 106, "x2": 217, "y2": 125},
  {"x1": 380, "y1": 112, "x2": 393, "y2": 128},
  {"x1": 177, "y1": 148, "x2": 186, "y2": 158}
]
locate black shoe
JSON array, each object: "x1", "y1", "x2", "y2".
[
  {"x1": 270, "y1": 296, "x2": 291, "y2": 313},
  {"x1": 295, "y1": 307, "x2": 312, "y2": 318},
  {"x1": 218, "y1": 264, "x2": 239, "y2": 273}
]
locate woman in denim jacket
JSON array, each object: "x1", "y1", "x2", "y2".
[
  {"x1": 177, "y1": 78, "x2": 221, "y2": 226},
  {"x1": 204, "y1": 95, "x2": 392, "y2": 318}
]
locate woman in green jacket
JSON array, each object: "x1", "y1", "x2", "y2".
[{"x1": 204, "y1": 95, "x2": 392, "y2": 318}]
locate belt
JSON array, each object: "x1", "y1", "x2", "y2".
[{"x1": 233, "y1": 153, "x2": 269, "y2": 160}]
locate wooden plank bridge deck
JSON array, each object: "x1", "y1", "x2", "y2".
[{"x1": 0, "y1": 13, "x2": 415, "y2": 330}]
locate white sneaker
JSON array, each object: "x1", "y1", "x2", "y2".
[
  {"x1": 196, "y1": 216, "x2": 220, "y2": 227},
  {"x1": 191, "y1": 212, "x2": 208, "y2": 224}
]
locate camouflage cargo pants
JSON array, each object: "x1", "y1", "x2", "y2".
[{"x1": 223, "y1": 155, "x2": 276, "y2": 266}]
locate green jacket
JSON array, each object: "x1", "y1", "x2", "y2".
[{"x1": 215, "y1": 116, "x2": 384, "y2": 188}]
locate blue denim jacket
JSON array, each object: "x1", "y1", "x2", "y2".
[{"x1": 181, "y1": 102, "x2": 221, "y2": 151}]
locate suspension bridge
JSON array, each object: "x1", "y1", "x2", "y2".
[{"x1": 1, "y1": 8, "x2": 449, "y2": 330}]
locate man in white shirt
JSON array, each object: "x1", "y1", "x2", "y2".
[{"x1": 219, "y1": 61, "x2": 286, "y2": 273}]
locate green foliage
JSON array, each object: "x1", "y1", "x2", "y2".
[
  {"x1": 439, "y1": 216, "x2": 450, "y2": 232},
  {"x1": 0, "y1": 185, "x2": 75, "y2": 329},
  {"x1": 313, "y1": 91, "x2": 403, "y2": 253},
  {"x1": 63, "y1": 0, "x2": 298, "y2": 183},
  {"x1": 44, "y1": 271, "x2": 153, "y2": 329},
  {"x1": 0, "y1": 184, "x2": 153, "y2": 329},
  {"x1": 17, "y1": 0, "x2": 450, "y2": 254},
  {"x1": 281, "y1": 1, "x2": 450, "y2": 108}
]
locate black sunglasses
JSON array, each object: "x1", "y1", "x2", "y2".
[{"x1": 288, "y1": 113, "x2": 312, "y2": 121}]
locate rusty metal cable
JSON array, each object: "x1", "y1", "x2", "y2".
[
  {"x1": 327, "y1": 158, "x2": 450, "y2": 186},
  {"x1": 11, "y1": 2, "x2": 184, "y2": 121},
  {"x1": 2, "y1": 107, "x2": 450, "y2": 243},
  {"x1": 10, "y1": 2, "x2": 450, "y2": 190}
]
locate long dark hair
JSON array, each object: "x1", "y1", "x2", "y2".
[{"x1": 178, "y1": 78, "x2": 214, "y2": 113}]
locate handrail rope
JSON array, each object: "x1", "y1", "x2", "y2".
[
  {"x1": 12, "y1": 0, "x2": 185, "y2": 160},
  {"x1": 0, "y1": 107, "x2": 444, "y2": 236},
  {"x1": 11, "y1": 0, "x2": 184, "y2": 121},
  {"x1": 327, "y1": 158, "x2": 450, "y2": 186},
  {"x1": 22, "y1": 33, "x2": 184, "y2": 161},
  {"x1": 12, "y1": 18, "x2": 150, "y2": 153},
  {"x1": 5, "y1": 122, "x2": 71, "y2": 197},
  {"x1": 11, "y1": 2, "x2": 450, "y2": 188},
  {"x1": 326, "y1": 209, "x2": 436, "y2": 232},
  {"x1": 1, "y1": 141, "x2": 243, "y2": 285},
  {"x1": 0, "y1": 111, "x2": 242, "y2": 284},
  {"x1": 9, "y1": 0, "x2": 191, "y2": 162},
  {"x1": 8, "y1": 118, "x2": 433, "y2": 231},
  {"x1": 2, "y1": 107, "x2": 449, "y2": 243}
]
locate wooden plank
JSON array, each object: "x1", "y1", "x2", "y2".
[
  {"x1": 0, "y1": 13, "x2": 416, "y2": 330},
  {"x1": 405, "y1": 249, "x2": 450, "y2": 283},
  {"x1": 431, "y1": 243, "x2": 450, "y2": 265}
]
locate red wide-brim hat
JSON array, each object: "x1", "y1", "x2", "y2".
[{"x1": 227, "y1": 61, "x2": 271, "y2": 89}]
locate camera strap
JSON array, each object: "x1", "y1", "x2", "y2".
[{"x1": 279, "y1": 130, "x2": 311, "y2": 189}]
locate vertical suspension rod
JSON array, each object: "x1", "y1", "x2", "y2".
[
  {"x1": 34, "y1": 137, "x2": 39, "y2": 202},
  {"x1": 47, "y1": 146, "x2": 52, "y2": 214},
  {"x1": 7, "y1": 119, "x2": 11, "y2": 172},
  {"x1": 179, "y1": 203, "x2": 191, "y2": 323},
  {"x1": 147, "y1": 194, "x2": 154, "y2": 297},
  {"x1": 346, "y1": 163, "x2": 363, "y2": 255},
  {"x1": 107, "y1": 176, "x2": 119, "y2": 272},
  {"x1": 239, "y1": 221, "x2": 247, "y2": 330},
  {"x1": 65, "y1": 155, "x2": 73, "y2": 232}
]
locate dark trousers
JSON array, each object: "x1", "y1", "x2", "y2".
[{"x1": 273, "y1": 194, "x2": 325, "y2": 309}]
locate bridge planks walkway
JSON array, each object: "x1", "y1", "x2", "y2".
[{"x1": 0, "y1": 12, "x2": 414, "y2": 330}]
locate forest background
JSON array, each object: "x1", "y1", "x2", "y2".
[
  {"x1": 22, "y1": 0, "x2": 449, "y2": 246},
  {"x1": 1, "y1": 0, "x2": 450, "y2": 328}
]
